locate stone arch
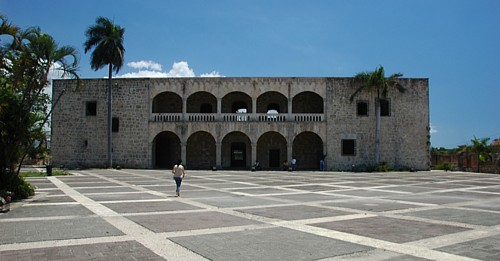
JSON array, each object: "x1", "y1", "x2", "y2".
[
  {"x1": 152, "y1": 92, "x2": 182, "y2": 113},
  {"x1": 292, "y1": 91, "x2": 323, "y2": 113},
  {"x1": 153, "y1": 131, "x2": 180, "y2": 168},
  {"x1": 256, "y1": 91, "x2": 288, "y2": 113},
  {"x1": 222, "y1": 92, "x2": 252, "y2": 113},
  {"x1": 187, "y1": 91, "x2": 217, "y2": 113},
  {"x1": 186, "y1": 131, "x2": 216, "y2": 170},
  {"x1": 293, "y1": 132, "x2": 324, "y2": 170},
  {"x1": 257, "y1": 132, "x2": 287, "y2": 169},
  {"x1": 221, "y1": 131, "x2": 251, "y2": 169}
]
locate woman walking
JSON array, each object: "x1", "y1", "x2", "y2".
[{"x1": 172, "y1": 160, "x2": 185, "y2": 197}]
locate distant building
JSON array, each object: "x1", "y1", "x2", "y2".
[{"x1": 51, "y1": 77, "x2": 430, "y2": 170}]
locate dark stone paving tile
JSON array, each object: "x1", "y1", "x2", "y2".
[
  {"x1": 0, "y1": 205, "x2": 93, "y2": 219},
  {"x1": 36, "y1": 189, "x2": 65, "y2": 195},
  {"x1": 376, "y1": 185, "x2": 437, "y2": 193},
  {"x1": 196, "y1": 195, "x2": 282, "y2": 208},
  {"x1": 31, "y1": 182, "x2": 57, "y2": 189},
  {"x1": 237, "y1": 205, "x2": 353, "y2": 220},
  {"x1": 86, "y1": 192, "x2": 163, "y2": 202},
  {"x1": 65, "y1": 182, "x2": 121, "y2": 188},
  {"x1": 230, "y1": 187, "x2": 296, "y2": 195},
  {"x1": 170, "y1": 227, "x2": 373, "y2": 261},
  {"x1": 30, "y1": 195, "x2": 76, "y2": 203},
  {"x1": 411, "y1": 183, "x2": 471, "y2": 189},
  {"x1": 0, "y1": 217, "x2": 124, "y2": 244},
  {"x1": 384, "y1": 255, "x2": 432, "y2": 261},
  {"x1": 402, "y1": 208, "x2": 500, "y2": 226},
  {"x1": 312, "y1": 216, "x2": 469, "y2": 243},
  {"x1": 323, "y1": 198, "x2": 424, "y2": 212},
  {"x1": 330, "y1": 189, "x2": 404, "y2": 198},
  {"x1": 437, "y1": 234, "x2": 500, "y2": 261},
  {"x1": 286, "y1": 185, "x2": 344, "y2": 192},
  {"x1": 386, "y1": 194, "x2": 467, "y2": 205},
  {"x1": 0, "y1": 241, "x2": 165, "y2": 261},
  {"x1": 177, "y1": 190, "x2": 235, "y2": 199},
  {"x1": 273, "y1": 192, "x2": 346, "y2": 202},
  {"x1": 143, "y1": 184, "x2": 205, "y2": 192},
  {"x1": 103, "y1": 200, "x2": 201, "y2": 213},
  {"x1": 127, "y1": 211, "x2": 260, "y2": 232},
  {"x1": 75, "y1": 186, "x2": 138, "y2": 193},
  {"x1": 434, "y1": 191, "x2": 500, "y2": 200}
]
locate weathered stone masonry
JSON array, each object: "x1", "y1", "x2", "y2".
[{"x1": 51, "y1": 77, "x2": 430, "y2": 171}]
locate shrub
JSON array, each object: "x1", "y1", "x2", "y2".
[{"x1": 374, "y1": 162, "x2": 393, "y2": 172}]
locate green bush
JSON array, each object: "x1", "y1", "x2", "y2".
[
  {"x1": 374, "y1": 162, "x2": 393, "y2": 172},
  {"x1": 0, "y1": 172, "x2": 35, "y2": 200}
]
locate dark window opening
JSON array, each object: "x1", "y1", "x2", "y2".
[
  {"x1": 357, "y1": 101, "x2": 368, "y2": 116},
  {"x1": 267, "y1": 103, "x2": 280, "y2": 112},
  {"x1": 380, "y1": 99, "x2": 390, "y2": 116},
  {"x1": 112, "y1": 117, "x2": 119, "y2": 132},
  {"x1": 200, "y1": 103, "x2": 212, "y2": 113},
  {"x1": 342, "y1": 139, "x2": 356, "y2": 156},
  {"x1": 86, "y1": 101, "x2": 97, "y2": 116},
  {"x1": 232, "y1": 101, "x2": 248, "y2": 113}
]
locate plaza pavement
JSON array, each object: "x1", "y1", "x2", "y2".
[{"x1": 1, "y1": 169, "x2": 500, "y2": 260}]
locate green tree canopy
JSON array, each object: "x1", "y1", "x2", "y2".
[{"x1": 0, "y1": 16, "x2": 80, "y2": 198}]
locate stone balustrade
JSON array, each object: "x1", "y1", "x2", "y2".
[{"x1": 150, "y1": 113, "x2": 324, "y2": 122}]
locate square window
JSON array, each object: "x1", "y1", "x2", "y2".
[
  {"x1": 357, "y1": 101, "x2": 368, "y2": 116},
  {"x1": 86, "y1": 101, "x2": 97, "y2": 116},
  {"x1": 342, "y1": 139, "x2": 356, "y2": 156},
  {"x1": 112, "y1": 117, "x2": 119, "y2": 132}
]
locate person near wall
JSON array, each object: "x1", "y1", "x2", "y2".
[
  {"x1": 291, "y1": 157, "x2": 297, "y2": 171},
  {"x1": 172, "y1": 160, "x2": 186, "y2": 197}
]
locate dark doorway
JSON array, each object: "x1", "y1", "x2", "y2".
[
  {"x1": 269, "y1": 149, "x2": 280, "y2": 168},
  {"x1": 231, "y1": 142, "x2": 246, "y2": 167},
  {"x1": 154, "y1": 132, "x2": 180, "y2": 168}
]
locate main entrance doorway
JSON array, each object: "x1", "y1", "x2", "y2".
[{"x1": 231, "y1": 142, "x2": 246, "y2": 167}]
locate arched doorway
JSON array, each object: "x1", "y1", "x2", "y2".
[
  {"x1": 221, "y1": 132, "x2": 251, "y2": 169},
  {"x1": 187, "y1": 131, "x2": 216, "y2": 169},
  {"x1": 293, "y1": 132, "x2": 323, "y2": 170},
  {"x1": 257, "y1": 132, "x2": 287, "y2": 169},
  {"x1": 153, "y1": 131, "x2": 180, "y2": 168}
]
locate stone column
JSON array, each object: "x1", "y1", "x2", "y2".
[
  {"x1": 216, "y1": 142, "x2": 222, "y2": 169},
  {"x1": 182, "y1": 97, "x2": 187, "y2": 121},
  {"x1": 181, "y1": 142, "x2": 187, "y2": 166},
  {"x1": 251, "y1": 142, "x2": 257, "y2": 167},
  {"x1": 217, "y1": 97, "x2": 222, "y2": 121},
  {"x1": 287, "y1": 142, "x2": 293, "y2": 164}
]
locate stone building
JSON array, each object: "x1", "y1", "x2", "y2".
[{"x1": 51, "y1": 77, "x2": 430, "y2": 171}]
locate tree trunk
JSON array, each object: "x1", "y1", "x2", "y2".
[
  {"x1": 107, "y1": 64, "x2": 113, "y2": 168},
  {"x1": 375, "y1": 91, "x2": 381, "y2": 165}
]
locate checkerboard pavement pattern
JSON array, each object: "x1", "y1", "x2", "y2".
[{"x1": 2, "y1": 169, "x2": 500, "y2": 260}]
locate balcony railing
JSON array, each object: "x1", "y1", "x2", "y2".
[{"x1": 151, "y1": 113, "x2": 324, "y2": 122}]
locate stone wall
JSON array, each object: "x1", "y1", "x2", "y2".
[{"x1": 52, "y1": 77, "x2": 429, "y2": 171}]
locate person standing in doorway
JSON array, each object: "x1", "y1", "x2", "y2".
[
  {"x1": 172, "y1": 160, "x2": 185, "y2": 197},
  {"x1": 291, "y1": 157, "x2": 297, "y2": 171}
]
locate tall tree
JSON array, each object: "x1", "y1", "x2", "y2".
[
  {"x1": 1, "y1": 16, "x2": 80, "y2": 197},
  {"x1": 84, "y1": 17, "x2": 125, "y2": 168},
  {"x1": 470, "y1": 136, "x2": 491, "y2": 173},
  {"x1": 350, "y1": 65, "x2": 405, "y2": 164}
]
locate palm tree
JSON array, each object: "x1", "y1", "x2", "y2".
[
  {"x1": 470, "y1": 136, "x2": 491, "y2": 173},
  {"x1": 350, "y1": 65, "x2": 405, "y2": 164},
  {"x1": 84, "y1": 17, "x2": 125, "y2": 168}
]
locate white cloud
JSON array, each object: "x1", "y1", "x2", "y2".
[
  {"x1": 200, "y1": 71, "x2": 223, "y2": 77},
  {"x1": 166, "y1": 61, "x2": 195, "y2": 77},
  {"x1": 127, "y1": 60, "x2": 162, "y2": 71},
  {"x1": 430, "y1": 123, "x2": 438, "y2": 134},
  {"x1": 117, "y1": 60, "x2": 224, "y2": 78}
]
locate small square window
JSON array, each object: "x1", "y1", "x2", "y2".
[
  {"x1": 112, "y1": 117, "x2": 119, "y2": 132},
  {"x1": 86, "y1": 101, "x2": 97, "y2": 116},
  {"x1": 342, "y1": 139, "x2": 356, "y2": 156},
  {"x1": 357, "y1": 101, "x2": 368, "y2": 116}
]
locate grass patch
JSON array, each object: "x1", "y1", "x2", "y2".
[{"x1": 20, "y1": 168, "x2": 72, "y2": 177}]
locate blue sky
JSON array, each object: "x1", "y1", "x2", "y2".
[{"x1": 2, "y1": 0, "x2": 500, "y2": 148}]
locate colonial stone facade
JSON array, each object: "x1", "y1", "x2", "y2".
[{"x1": 51, "y1": 77, "x2": 430, "y2": 171}]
